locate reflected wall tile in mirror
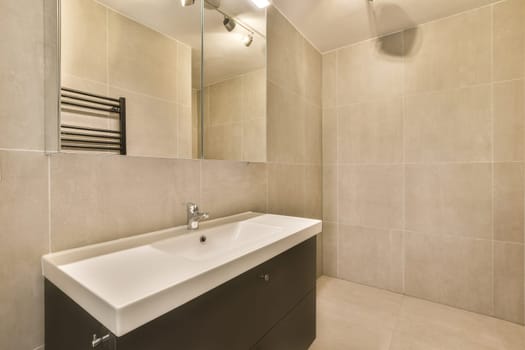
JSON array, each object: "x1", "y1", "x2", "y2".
[
  {"x1": 61, "y1": 0, "x2": 107, "y2": 84},
  {"x1": 110, "y1": 87, "x2": 179, "y2": 159},
  {"x1": 108, "y1": 10, "x2": 179, "y2": 102}
]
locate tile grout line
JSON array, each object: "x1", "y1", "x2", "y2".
[
  {"x1": 490, "y1": 2, "x2": 496, "y2": 318},
  {"x1": 47, "y1": 155, "x2": 52, "y2": 253},
  {"x1": 401, "y1": 29, "x2": 407, "y2": 296},
  {"x1": 335, "y1": 49, "x2": 340, "y2": 278}
]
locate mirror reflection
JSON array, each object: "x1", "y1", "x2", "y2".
[
  {"x1": 201, "y1": 0, "x2": 267, "y2": 162},
  {"x1": 60, "y1": 0, "x2": 202, "y2": 159}
]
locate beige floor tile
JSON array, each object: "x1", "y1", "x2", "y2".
[{"x1": 311, "y1": 277, "x2": 525, "y2": 350}]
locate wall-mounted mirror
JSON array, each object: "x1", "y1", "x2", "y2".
[
  {"x1": 59, "y1": 0, "x2": 202, "y2": 159},
  {"x1": 54, "y1": 0, "x2": 266, "y2": 162},
  {"x1": 202, "y1": 0, "x2": 267, "y2": 162}
]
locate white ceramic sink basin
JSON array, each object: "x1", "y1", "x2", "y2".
[
  {"x1": 42, "y1": 213, "x2": 322, "y2": 337},
  {"x1": 152, "y1": 221, "x2": 282, "y2": 261}
]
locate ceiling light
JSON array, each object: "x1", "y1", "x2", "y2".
[
  {"x1": 223, "y1": 16, "x2": 236, "y2": 32},
  {"x1": 242, "y1": 34, "x2": 254, "y2": 47},
  {"x1": 181, "y1": 0, "x2": 195, "y2": 6},
  {"x1": 250, "y1": 0, "x2": 271, "y2": 8}
]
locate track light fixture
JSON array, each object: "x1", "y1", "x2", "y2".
[
  {"x1": 242, "y1": 33, "x2": 254, "y2": 47},
  {"x1": 223, "y1": 16, "x2": 236, "y2": 32},
  {"x1": 180, "y1": 0, "x2": 195, "y2": 6}
]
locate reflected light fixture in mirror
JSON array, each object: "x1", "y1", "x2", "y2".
[
  {"x1": 250, "y1": 0, "x2": 271, "y2": 8},
  {"x1": 181, "y1": 0, "x2": 196, "y2": 6}
]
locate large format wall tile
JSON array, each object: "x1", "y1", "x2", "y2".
[
  {"x1": 50, "y1": 154, "x2": 200, "y2": 251},
  {"x1": 494, "y1": 242, "x2": 524, "y2": 324},
  {"x1": 0, "y1": 0, "x2": 45, "y2": 150},
  {"x1": 404, "y1": 232, "x2": 493, "y2": 315},
  {"x1": 322, "y1": 165, "x2": 337, "y2": 222},
  {"x1": 322, "y1": 52, "x2": 336, "y2": 109},
  {"x1": 404, "y1": 6, "x2": 491, "y2": 92},
  {"x1": 110, "y1": 87, "x2": 179, "y2": 158},
  {"x1": 267, "y1": 82, "x2": 305, "y2": 163},
  {"x1": 405, "y1": 163, "x2": 492, "y2": 239},
  {"x1": 493, "y1": 0, "x2": 525, "y2": 81},
  {"x1": 108, "y1": 11, "x2": 178, "y2": 101},
  {"x1": 493, "y1": 80, "x2": 525, "y2": 162},
  {"x1": 337, "y1": 33, "x2": 404, "y2": 104},
  {"x1": 201, "y1": 160, "x2": 267, "y2": 219},
  {"x1": 494, "y1": 163, "x2": 524, "y2": 243},
  {"x1": 338, "y1": 97, "x2": 403, "y2": 163},
  {"x1": 338, "y1": 164, "x2": 403, "y2": 229},
  {"x1": 322, "y1": 108, "x2": 337, "y2": 164},
  {"x1": 404, "y1": 86, "x2": 491, "y2": 162},
  {"x1": 267, "y1": 7, "x2": 305, "y2": 96},
  {"x1": 61, "y1": 0, "x2": 107, "y2": 84},
  {"x1": 339, "y1": 225, "x2": 403, "y2": 293},
  {"x1": 267, "y1": 163, "x2": 305, "y2": 217},
  {"x1": 322, "y1": 222, "x2": 338, "y2": 277},
  {"x1": 0, "y1": 151, "x2": 48, "y2": 350}
]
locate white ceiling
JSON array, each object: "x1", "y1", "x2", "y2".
[{"x1": 272, "y1": 0, "x2": 501, "y2": 53}]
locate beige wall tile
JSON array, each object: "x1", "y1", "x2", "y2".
[
  {"x1": 178, "y1": 104, "x2": 193, "y2": 159},
  {"x1": 242, "y1": 118, "x2": 266, "y2": 162},
  {"x1": 404, "y1": 232, "x2": 493, "y2": 315},
  {"x1": 339, "y1": 225, "x2": 403, "y2": 293},
  {"x1": 0, "y1": 0, "x2": 45, "y2": 150},
  {"x1": 0, "y1": 151, "x2": 48, "y2": 350},
  {"x1": 322, "y1": 52, "x2": 336, "y2": 109},
  {"x1": 110, "y1": 87, "x2": 179, "y2": 158},
  {"x1": 405, "y1": 86, "x2": 491, "y2": 162},
  {"x1": 243, "y1": 69, "x2": 266, "y2": 119},
  {"x1": 267, "y1": 82, "x2": 305, "y2": 163},
  {"x1": 304, "y1": 103, "x2": 322, "y2": 164},
  {"x1": 50, "y1": 154, "x2": 200, "y2": 250},
  {"x1": 322, "y1": 165, "x2": 338, "y2": 222},
  {"x1": 338, "y1": 164, "x2": 403, "y2": 229},
  {"x1": 201, "y1": 160, "x2": 267, "y2": 219},
  {"x1": 322, "y1": 223, "x2": 338, "y2": 277},
  {"x1": 494, "y1": 0, "x2": 525, "y2": 81},
  {"x1": 203, "y1": 124, "x2": 243, "y2": 161},
  {"x1": 61, "y1": 0, "x2": 107, "y2": 83},
  {"x1": 338, "y1": 98, "x2": 403, "y2": 163},
  {"x1": 304, "y1": 40, "x2": 322, "y2": 106},
  {"x1": 267, "y1": 7, "x2": 304, "y2": 96},
  {"x1": 304, "y1": 165, "x2": 322, "y2": 219},
  {"x1": 405, "y1": 7, "x2": 491, "y2": 93},
  {"x1": 494, "y1": 242, "x2": 524, "y2": 324},
  {"x1": 494, "y1": 80, "x2": 525, "y2": 162},
  {"x1": 108, "y1": 11, "x2": 178, "y2": 101},
  {"x1": 494, "y1": 163, "x2": 524, "y2": 243},
  {"x1": 322, "y1": 108, "x2": 337, "y2": 164},
  {"x1": 405, "y1": 163, "x2": 492, "y2": 239},
  {"x1": 267, "y1": 163, "x2": 305, "y2": 217},
  {"x1": 208, "y1": 77, "x2": 243, "y2": 126},
  {"x1": 176, "y1": 43, "x2": 192, "y2": 107},
  {"x1": 337, "y1": 33, "x2": 404, "y2": 105}
]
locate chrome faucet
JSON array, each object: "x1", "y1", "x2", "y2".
[{"x1": 187, "y1": 203, "x2": 209, "y2": 230}]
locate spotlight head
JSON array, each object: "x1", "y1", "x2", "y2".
[
  {"x1": 181, "y1": 0, "x2": 195, "y2": 6},
  {"x1": 223, "y1": 16, "x2": 236, "y2": 32},
  {"x1": 242, "y1": 34, "x2": 254, "y2": 47}
]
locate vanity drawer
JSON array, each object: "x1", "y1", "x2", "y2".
[
  {"x1": 253, "y1": 290, "x2": 316, "y2": 350},
  {"x1": 254, "y1": 237, "x2": 316, "y2": 339}
]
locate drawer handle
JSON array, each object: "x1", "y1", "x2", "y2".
[
  {"x1": 92, "y1": 333, "x2": 111, "y2": 348},
  {"x1": 259, "y1": 273, "x2": 270, "y2": 282}
]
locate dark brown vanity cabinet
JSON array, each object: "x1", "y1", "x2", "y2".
[{"x1": 45, "y1": 237, "x2": 317, "y2": 350}]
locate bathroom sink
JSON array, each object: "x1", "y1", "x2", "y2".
[
  {"x1": 42, "y1": 212, "x2": 321, "y2": 336},
  {"x1": 152, "y1": 221, "x2": 283, "y2": 261}
]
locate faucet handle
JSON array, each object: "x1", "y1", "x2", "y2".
[{"x1": 187, "y1": 202, "x2": 198, "y2": 213}]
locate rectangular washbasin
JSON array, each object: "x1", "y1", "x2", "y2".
[{"x1": 42, "y1": 212, "x2": 322, "y2": 336}]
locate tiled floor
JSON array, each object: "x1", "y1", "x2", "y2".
[{"x1": 310, "y1": 277, "x2": 525, "y2": 350}]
